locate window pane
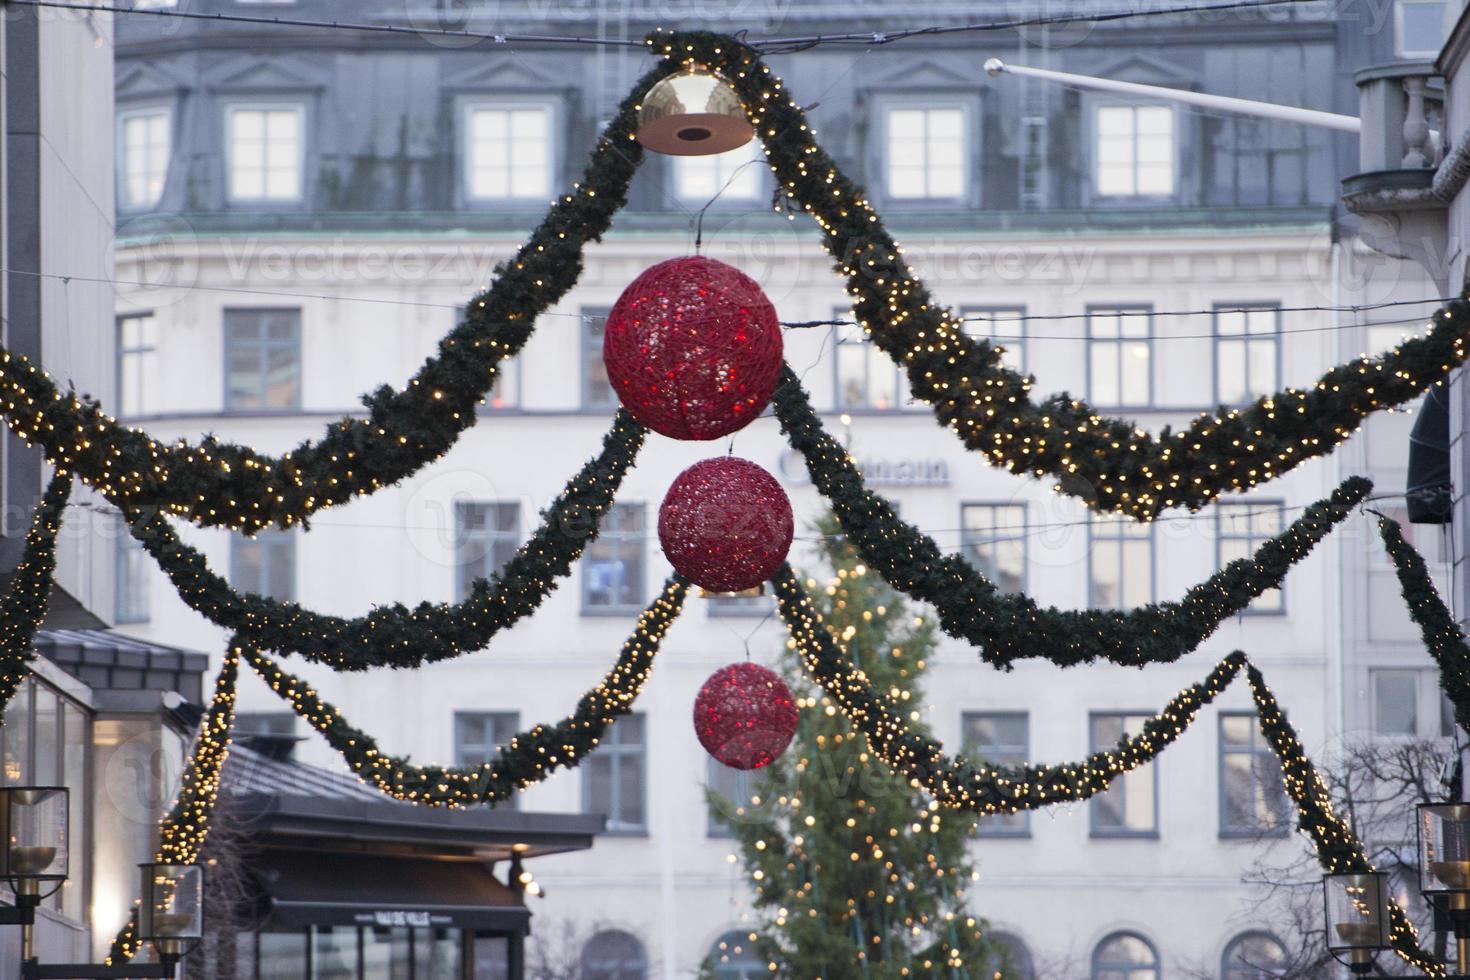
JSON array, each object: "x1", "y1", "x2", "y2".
[
  {"x1": 116, "y1": 530, "x2": 150, "y2": 624},
  {"x1": 3, "y1": 681, "x2": 30, "y2": 783},
  {"x1": 229, "y1": 107, "x2": 301, "y2": 202},
  {"x1": 469, "y1": 105, "x2": 550, "y2": 200},
  {"x1": 312, "y1": 927, "x2": 356, "y2": 980},
  {"x1": 886, "y1": 106, "x2": 966, "y2": 200},
  {"x1": 964, "y1": 712, "x2": 1028, "y2": 834},
  {"x1": 582, "y1": 930, "x2": 648, "y2": 980},
  {"x1": 584, "y1": 504, "x2": 645, "y2": 611},
  {"x1": 1091, "y1": 716, "x2": 1156, "y2": 834},
  {"x1": 1374, "y1": 671, "x2": 1419, "y2": 735},
  {"x1": 582, "y1": 309, "x2": 616, "y2": 408},
  {"x1": 1400, "y1": 0, "x2": 1446, "y2": 54}
]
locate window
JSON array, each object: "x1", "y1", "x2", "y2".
[
  {"x1": 226, "y1": 105, "x2": 302, "y2": 202},
  {"x1": 231, "y1": 530, "x2": 296, "y2": 602},
  {"x1": 581, "y1": 930, "x2": 648, "y2": 980},
  {"x1": 707, "y1": 931, "x2": 763, "y2": 980},
  {"x1": 454, "y1": 501, "x2": 520, "y2": 602},
  {"x1": 584, "y1": 714, "x2": 645, "y2": 833},
  {"x1": 455, "y1": 306, "x2": 519, "y2": 409},
  {"x1": 1088, "y1": 519, "x2": 1153, "y2": 610},
  {"x1": 885, "y1": 106, "x2": 965, "y2": 200},
  {"x1": 962, "y1": 712, "x2": 1029, "y2": 836},
  {"x1": 582, "y1": 307, "x2": 618, "y2": 410},
  {"x1": 583, "y1": 504, "x2": 645, "y2": 613},
  {"x1": 1095, "y1": 104, "x2": 1175, "y2": 198},
  {"x1": 961, "y1": 307, "x2": 1025, "y2": 372},
  {"x1": 960, "y1": 504, "x2": 1026, "y2": 594},
  {"x1": 115, "y1": 528, "x2": 149, "y2": 624},
  {"x1": 1373, "y1": 669, "x2": 1420, "y2": 736},
  {"x1": 834, "y1": 320, "x2": 902, "y2": 411},
  {"x1": 224, "y1": 308, "x2": 301, "y2": 411},
  {"x1": 117, "y1": 107, "x2": 170, "y2": 208},
  {"x1": 236, "y1": 712, "x2": 295, "y2": 736},
  {"x1": 1215, "y1": 306, "x2": 1280, "y2": 405},
  {"x1": 117, "y1": 313, "x2": 159, "y2": 418},
  {"x1": 674, "y1": 141, "x2": 763, "y2": 202},
  {"x1": 1091, "y1": 931, "x2": 1160, "y2": 980},
  {"x1": 464, "y1": 103, "x2": 552, "y2": 201},
  {"x1": 454, "y1": 711, "x2": 518, "y2": 767},
  {"x1": 1221, "y1": 931, "x2": 1289, "y2": 979},
  {"x1": 1398, "y1": 0, "x2": 1446, "y2": 57},
  {"x1": 1088, "y1": 307, "x2": 1152, "y2": 407},
  {"x1": 707, "y1": 758, "x2": 769, "y2": 836},
  {"x1": 1090, "y1": 714, "x2": 1158, "y2": 836},
  {"x1": 1215, "y1": 501, "x2": 1284, "y2": 613},
  {"x1": 984, "y1": 932, "x2": 1036, "y2": 980},
  {"x1": 1219, "y1": 713, "x2": 1289, "y2": 837}
]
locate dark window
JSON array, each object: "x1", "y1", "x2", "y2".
[
  {"x1": 583, "y1": 714, "x2": 646, "y2": 833},
  {"x1": 1373, "y1": 669, "x2": 1419, "y2": 736},
  {"x1": 231, "y1": 530, "x2": 296, "y2": 602},
  {"x1": 582, "y1": 929, "x2": 648, "y2": 980},
  {"x1": 454, "y1": 501, "x2": 520, "y2": 602},
  {"x1": 1221, "y1": 931, "x2": 1289, "y2": 979},
  {"x1": 1219, "y1": 713, "x2": 1289, "y2": 837},
  {"x1": 224, "y1": 308, "x2": 301, "y2": 411},
  {"x1": 1091, "y1": 931, "x2": 1161, "y2": 980},
  {"x1": 236, "y1": 712, "x2": 295, "y2": 737},
  {"x1": 962, "y1": 712, "x2": 1029, "y2": 837},
  {"x1": 1090, "y1": 714, "x2": 1158, "y2": 837},
  {"x1": 984, "y1": 932, "x2": 1036, "y2": 980},
  {"x1": 583, "y1": 504, "x2": 645, "y2": 613}
]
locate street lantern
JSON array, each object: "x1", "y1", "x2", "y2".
[
  {"x1": 138, "y1": 863, "x2": 203, "y2": 964},
  {"x1": 1419, "y1": 803, "x2": 1470, "y2": 973},
  {"x1": 0, "y1": 787, "x2": 67, "y2": 900},
  {"x1": 1323, "y1": 872, "x2": 1391, "y2": 974}
]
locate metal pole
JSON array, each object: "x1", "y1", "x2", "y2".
[{"x1": 984, "y1": 58, "x2": 1362, "y2": 133}]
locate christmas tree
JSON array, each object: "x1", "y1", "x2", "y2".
[{"x1": 706, "y1": 516, "x2": 1010, "y2": 979}]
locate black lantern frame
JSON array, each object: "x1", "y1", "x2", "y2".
[{"x1": 1323, "y1": 871, "x2": 1391, "y2": 976}]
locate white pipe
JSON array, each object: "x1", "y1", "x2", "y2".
[{"x1": 984, "y1": 58, "x2": 1362, "y2": 134}]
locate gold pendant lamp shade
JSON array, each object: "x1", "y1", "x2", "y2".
[{"x1": 636, "y1": 68, "x2": 754, "y2": 156}]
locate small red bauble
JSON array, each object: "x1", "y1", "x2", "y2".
[
  {"x1": 694, "y1": 662, "x2": 798, "y2": 770},
  {"x1": 659, "y1": 457, "x2": 793, "y2": 593},
  {"x1": 602, "y1": 256, "x2": 783, "y2": 440}
]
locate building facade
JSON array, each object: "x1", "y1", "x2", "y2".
[{"x1": 109, "y1": 2, "x2": 1452, "y2": 976}]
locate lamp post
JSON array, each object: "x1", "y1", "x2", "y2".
[
  {"x1": 1418, "y1": 803, "x2": 1470, "y2": 975},
  {"x1": 0, "y1": 788, "x2": 202, "y2": 979},
  {"x1": 1323, "y1": 872, "x2": 1392, "y2": 975}
]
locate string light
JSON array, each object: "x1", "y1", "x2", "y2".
[{"x1": 0, "y1": 474, "x2": 70, "y2": 713}]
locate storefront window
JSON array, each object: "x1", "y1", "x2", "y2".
[
  {"x1": 258, "y1": 930, "x2": 308, "y2": 979},
  {"x1": 362, "y1": 927, "x2": 411, "y2": 978},
  {"x1": 313, "y1": 926, "x2": 358, "y2": 979}
]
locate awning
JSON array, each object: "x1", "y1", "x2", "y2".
[
  {"x1": 255, "y1": 849, "x2": 531, "y2": 933},
  {"x1": 1407, "y1": 384, "x2": 1453, "y2": 524}
]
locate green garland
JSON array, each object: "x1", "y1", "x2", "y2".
[
  {"x1": 0, "y1": 473, "x2": 70, "y2": 716},
  {"x1": 1372, "y1": 511, "x2": 1470, "y2": 736},
  {"x1": 241, "y1": 577, "x2": 687, "y2": 806},
  {"x1": 0, "y1": 58, "x2": 674, "y2": 535},
  {"x1": 772, "y1": 369, "x2": 1368, "y2": 668},
  {"x1": 120, "y1": 412, "x2": 645, "y2": 670},
  {"x1": 108, "y1": 645, "x2": 239, "y2": 965},
  {"x1": 665, "y1": 29, "x2": 1470, "y2": 519},
  {"x1": 0, "y1": 29, "x2": 1463, "y2": 532},
  {"x1": 770, "y1": 565, "x2": 1441, "y2": 974}
]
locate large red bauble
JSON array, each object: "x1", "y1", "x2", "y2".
[
  {"x1": 694, "y1": 662, "x2": 798, "y2": 770},
  {"x1": 659, "y1": 457, "x2": 793, "y2": 593},
  {"x1": 602, "y1": 256, "x2": 783, "y2": 440}
]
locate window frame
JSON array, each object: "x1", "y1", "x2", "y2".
[
  {"x1": 1088, "y1": 712, "x2": 1160, "y2": 839},
  {"x1": 1090, "y1": 99, "x2": 1179, "y2": 202},
  {"x1": 1212, "y1": 304, "x2": 1282, "y2": 407},
  {"x1": 114, "y1": 524, "x2": 150, "y2": 625},
  {"x1": 1220, "y1": 930, "x2": 1290, "y2": 980},
  {"x1": 877, "y1": 97, "x2": 975, "y2": 207},
  {"x1": 223, "y1": 102, "x2": 306, "y2": 205},
  {"x1": 230, "y1": 529, "x2": 297, "y2": 603},
  {"x1": 1090, "y1": 930, "x2": 1162, "y2": 980},
  {"x1": 116, "y1": 311, "x2": 158, "y2": 419},
  {"x1": 961, "y1": 711, "x2": 1031, "y2": 838},
  {"x1": 831, "y1": 310, "x2": 910, "y2": 414},
  {"x1": 959, "y1": 306, "x2": 1026, "y2": 373},
  {"x1": 1086, "y1": 305, "x2": 1154, "y2": 409},
  {"x1": 1086, "y1": 519, "x2": 1155, "y2": 610},
  {"x1": 1213, "y1": 499, "x2": 1286, "y2": 616},
  {"x1": 581, "y1": 928, "x2": 649, "y2": 980},
  {"x1": 959, "y1": 502, "x2": 1028, "y2": 596},
  {"x1": 457, "y1": 97, "x2": 560, "y2": 206},
  {"x1": 1372, "y1": 667, "x2": 1426, "y2": 739},
  {"x1": 453, "y1": 500, "x2": 522, "y2": 603},
  {"x1": 222, "y1": 306, "x2": 302, "y2": 413},
  {"x1": 581, "y1": 713, "x2": 647, "y2": 835},
  {"x1": 1217, "y1": 711, "x2": 1290, "y2": 839},
  {"x1": 115, "y1": 103, "x2": 172, "y2": 211},
  {"x1": 581, "y1": 502, "x2": 646, "y2": 616},
  {"x1": 1396, "y1": 0, "x2": 1447, "y2": 58}
]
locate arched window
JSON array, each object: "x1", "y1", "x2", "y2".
[
  {"x1": 581, "y1": 929, "x2": 648, "y2": 980},
  {"x1": 1091, "y1": 931, "x2": 1161, "y2": 980},
  {"x1": 984, "y1": 931, "x2": 1036, "y2": 979},
  {"x1": 1221, "y1": 931, "x2": 1289, "y2": 979},
  {"x1": 707, "y1": 930, "x2": 764, "y2": 980}
]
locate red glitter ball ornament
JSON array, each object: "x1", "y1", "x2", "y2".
[
  {"x1": 659, "y1": 457, "x2": 793, "y2": 593},
  {"x1": 693, "y1": 662, "x2": 798, "y2": 770},
  {"x1": 602, "y1": 256, "x2": 783, "y2": 440}
]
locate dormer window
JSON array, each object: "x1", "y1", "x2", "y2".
[{"x1": 1095, "y1": 103, "x2": 1175, "y2": 198}]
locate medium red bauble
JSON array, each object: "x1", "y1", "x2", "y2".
[
  {"x1": 602, "y1": 256, "x2": 783, "y2": 440},
  {"x1": 694, "y1": 662, "x2": 798, "y2": 770},
  {"x1": 659, "y1": 457, "x2": 793, "y2": 593}
]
